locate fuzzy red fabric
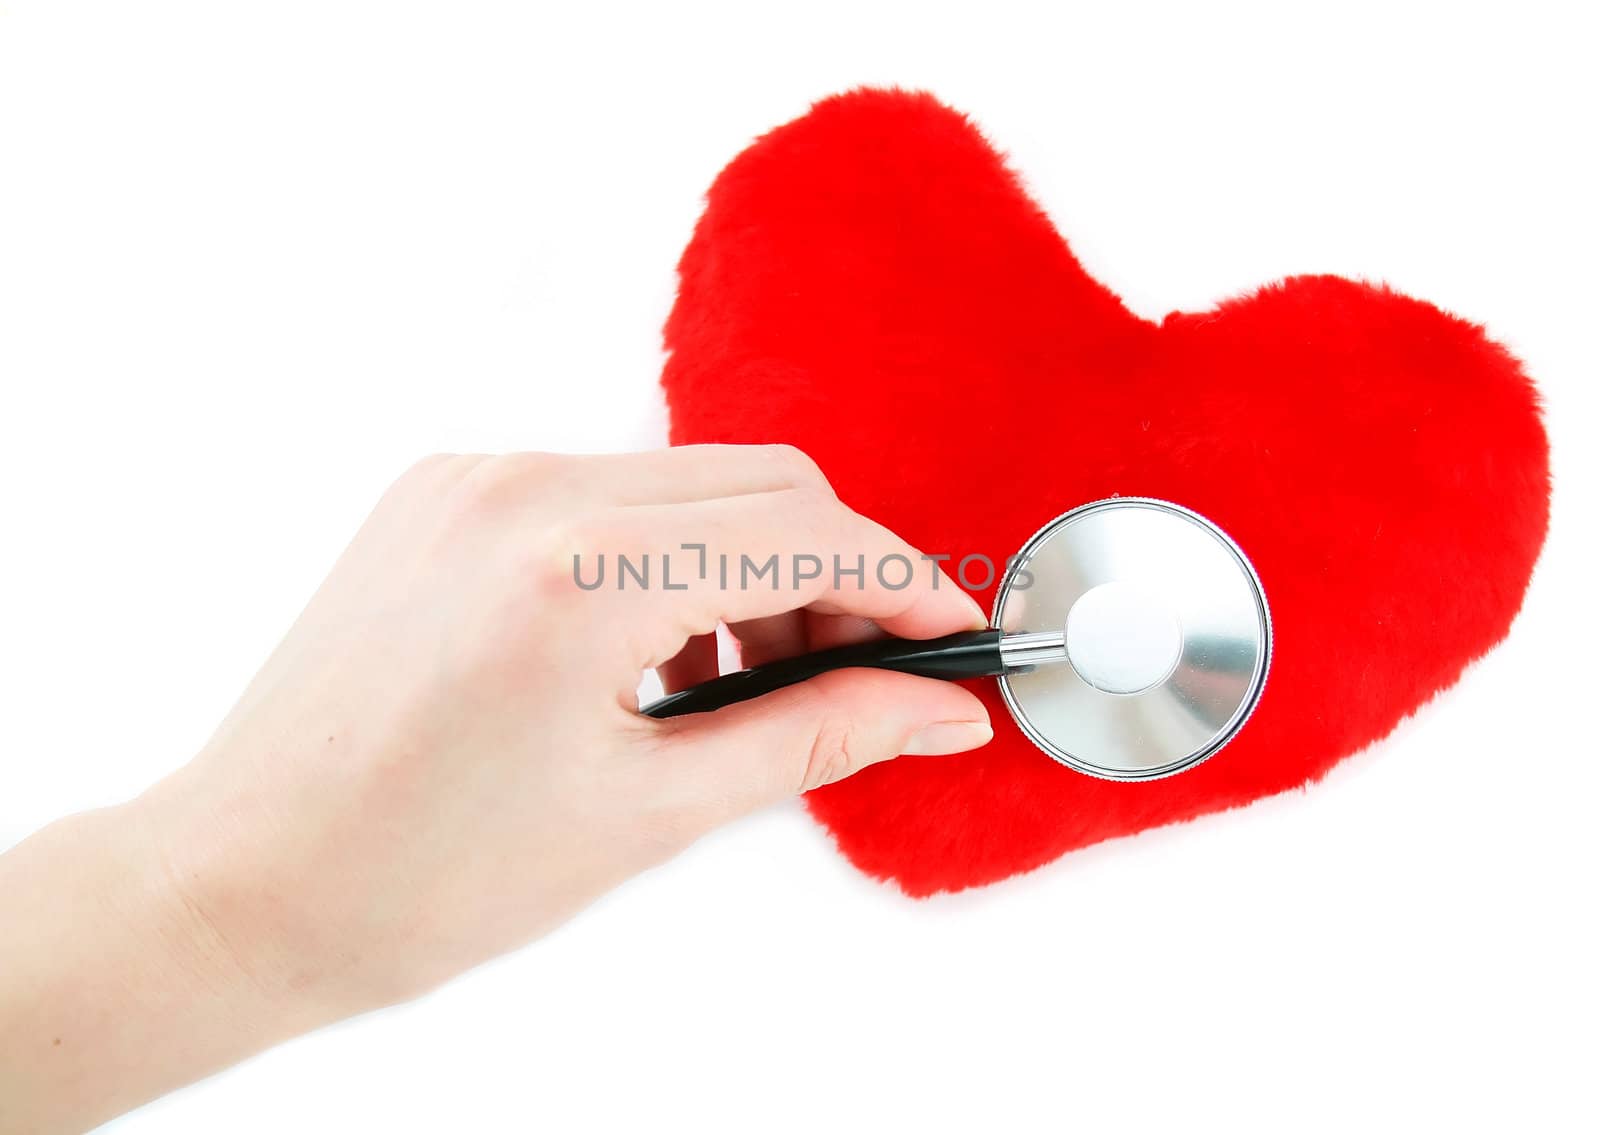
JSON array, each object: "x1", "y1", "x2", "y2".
[{"x1": 660, "y1": 87, "x2": 1550, "y2": 896}]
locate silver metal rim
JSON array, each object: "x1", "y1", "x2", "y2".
[{"x1": 993, "y1": 497, "x2": 1273, "y2": 782}]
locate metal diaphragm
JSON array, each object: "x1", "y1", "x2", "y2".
[{"x1": 993, "y1": 498, "x2": 1271, "y2": 781}]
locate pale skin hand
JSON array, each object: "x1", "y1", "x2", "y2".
[{"x1": 0, "y1": 446, "x2": 992, "y2": 1133}]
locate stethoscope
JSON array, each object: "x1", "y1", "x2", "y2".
[{"x1": 643, "y1": 498, "x2": 1272, "y2": 781}]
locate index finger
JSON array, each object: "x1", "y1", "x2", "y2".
[{"x1": 556, "y1": 487, "x2": 988, "y2": 670}]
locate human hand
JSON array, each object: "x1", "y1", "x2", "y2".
[
  {"x1": 141, "y1": 445, "x2": 992, "y2": 1015},
  {"x1": 3, "y1": 446, "x2": 994, "y2": 1131}
]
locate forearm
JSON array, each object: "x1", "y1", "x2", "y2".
[{"x1": 0, "y1": 800, "x2": 308, "y2": 1134}]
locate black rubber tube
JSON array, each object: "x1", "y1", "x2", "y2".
[{"x1": 640, "y1": 629, "x2": 1006, "y2": 719}]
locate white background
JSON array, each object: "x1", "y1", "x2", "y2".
[{"x1": 2, "y1": 2, "x2": 1597, "y2": 1131}]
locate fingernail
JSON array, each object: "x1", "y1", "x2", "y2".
[{"x1": 904, "y1": 720, "x2": 993, "y2": 756}]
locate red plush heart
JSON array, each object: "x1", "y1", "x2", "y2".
[{"x1": 660, "y1": 88, "x2": 1550, "y2": 896}]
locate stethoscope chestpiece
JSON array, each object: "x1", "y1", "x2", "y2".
[
  {"x1": 993, "y1": 498, "x2": 1272, "y2": 781},
  {"x1": 640, "y1": 496, "x2": 1271, "y2": 783}
]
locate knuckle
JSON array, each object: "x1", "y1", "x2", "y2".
[
  {"x1": 407, "y1": 451, "x2": 458, "y2": 474},
  {"x1": 394, "y1": 452, "x2": 459, "y2": 491},
  {"x1": 765, "y1": 444, "x2": 829, "y2": 491},
  {"x1": 451, "y1": 452, "x2": 566, "y2": 517},
  {"x1": 499, "y1": 450, "x2": 568, "y2": 480},
  {"x1": 780, "y1": 488, "x2": 839, "y2": 587},
  {"x1": 799, "y1": 717, "x2": 862, "y2": 793},
  {"x1": 779, "y1": 485, "x2": 833, "y2": 538},
  {"x1": 527, "y1": 515, "x2": 607, "y2": 597}
]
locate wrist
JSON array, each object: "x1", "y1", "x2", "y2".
[
  {"x1": 131, "y1": 738, "x2": 444, "y2": 1026},
  {"x1": 0, "y1": 800, "x2": 315, "y2": 1133},
  {"x1": 126, "y1": 772, "x2": 363, "y2": 1035},
  {"x1": 120, "y1": 790, "x2": 319, "y2": 1038}
]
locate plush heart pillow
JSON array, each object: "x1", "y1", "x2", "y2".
[{"x1": 660, "y1": 87, "x2": 1550, "y2": 896}]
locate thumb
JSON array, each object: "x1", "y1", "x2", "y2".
[{"x1": 649, "y1": 668, "x2": 992, "y2": 824}]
